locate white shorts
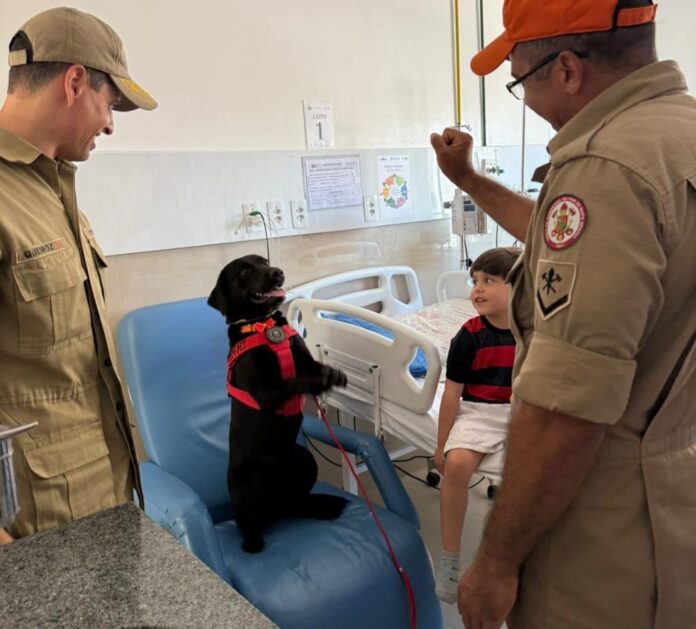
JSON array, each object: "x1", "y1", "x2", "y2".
[{"x1": 444, "y1": 400, "x2": 511, "y2": 455}]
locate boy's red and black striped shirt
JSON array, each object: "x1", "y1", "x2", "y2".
[{"x1": 446, "y1": 315, "x2": 515, "y2": 404}]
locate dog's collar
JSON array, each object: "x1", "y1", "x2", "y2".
[{"x1": 239, "y1": 317, "x2": 277, "y2": 335}]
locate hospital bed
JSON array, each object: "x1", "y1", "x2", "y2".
[{"x1": 286, "y1": 266, "x2": 506, "y2": 493}]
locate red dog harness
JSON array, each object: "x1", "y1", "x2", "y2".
[{"x1": 226, "y1": 318, "x2": 304, "y2": 416}]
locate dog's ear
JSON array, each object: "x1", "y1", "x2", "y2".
[{"x1": 207, "y1": 280, "x2": 228, "y2": 318}]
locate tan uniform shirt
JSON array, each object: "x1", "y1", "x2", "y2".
[
  {"x1": 508, "y1": 61, "x2": 696, "y2": 629},
  {"x1": 0, "y1": 129, "x2": 141, "y2": 538}
]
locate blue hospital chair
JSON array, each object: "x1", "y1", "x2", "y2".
[{"x1": 116, "y1": 297, "x2": 442, "y2": 629}]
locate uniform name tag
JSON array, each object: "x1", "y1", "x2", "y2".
[{"x1": 14, "y1": 238, "x2": 67, "y2": 264}]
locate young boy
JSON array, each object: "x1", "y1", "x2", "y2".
[{"x1": 434, "y1": 247, "x2": 520, "y2": 604}]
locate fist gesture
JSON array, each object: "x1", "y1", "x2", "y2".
[{"x1": 430, "y1": 128, "x2": 476, "y2": 189}]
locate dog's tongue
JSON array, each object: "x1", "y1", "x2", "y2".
[{"x1": 264, "y1": 288, "x2": 286, "y2": 298}]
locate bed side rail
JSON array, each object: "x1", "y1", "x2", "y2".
[{"x1": 288, "y1": 298, "x2": 440, "y2": 415}]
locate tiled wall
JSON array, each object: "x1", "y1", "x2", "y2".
[{"x1": 104, "y1": 218, "x2": 460, "y2": 327}]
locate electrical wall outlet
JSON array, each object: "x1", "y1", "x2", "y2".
[
  {"x1": 289, "y1": 199, "x2": 309, "y2": 229},
  {"x1": 266, "y1": 200, "x2": 288, "y2": 230},
  {"x1": 363, "y1": 195, "x2": 379, "y2": 222},
  {"x1": 242, "y1": 201, "x2": 264, "y2": 233}
]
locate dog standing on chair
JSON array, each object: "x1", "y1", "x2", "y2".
[{"x1": 208, "y1": 254, "x2": 348, "y2": 553}]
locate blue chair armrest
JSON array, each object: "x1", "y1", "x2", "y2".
[
  {"x1": 301, "y1": 415, "x2": 420, "y2": 527},
  {"x1": 139, "y1": 461, "x2": 229, "y2": 581}
]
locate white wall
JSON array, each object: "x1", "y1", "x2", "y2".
[
  {"x1": 0, "y1": 0, "x2": 457, "y2": 150},
  {"x1": 480, "y1": 0, "x2": 553, "y2": 147},
  {"x1": 1, "y1": 0, "x2": 693, "y2": 320},
  {"x1": 0, "y1": 1, "x2": 477, "y2": 320},
  {"x1": 478, "y1": 0, "x2": 696, "y2": 148},
  {"x1": 2, "y1": 1, "x2": 691, "y2": 171},
  {"x1": 655, "y1": 0, "x2": 696, "y2": 90}
]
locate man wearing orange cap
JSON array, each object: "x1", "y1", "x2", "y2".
[
  {"x1": 0, "y1": 8, "x2": 156, "y2": 544},
  {"x1": 431, "y1": 1, "x2": 695, "y2": 627}
]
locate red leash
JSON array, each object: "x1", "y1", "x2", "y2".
[{"x1": 313, "y1": 396, "x2": 417, "y2": 629}]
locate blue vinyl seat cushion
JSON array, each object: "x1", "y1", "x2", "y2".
[
  {"x1": 116, "y1": 297, "x2": 443, "y2": 629},
  {"x1": 215, "y1": 483, "x2": 435, "y2": 629}
]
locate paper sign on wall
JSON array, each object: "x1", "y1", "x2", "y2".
[
  {"x1": 302, "y1": 154, "x2": 363, "y2": 210},
  {"x1": 303, "y1": 101, "x2": 335, "y2": 149},
  {"x1": 378, "y1": 155, "x2": 411, "y2": 212}
]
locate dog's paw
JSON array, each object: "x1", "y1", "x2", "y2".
[
  {"x1": 304, "y1": 494, "x2": 349, "y2": 520},
  {"x1": 301, "y1": 366, "x2": 348, "y2": 395},
  {"x1": 321, "y1": 365, "x2": 348, "y2": 390},
  {"x1": 242, "y1": 534, "x2": 266, "y2": 554}
]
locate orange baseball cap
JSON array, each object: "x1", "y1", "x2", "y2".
[{"x1": 471, "y1": 0, "x2": 658, "y2": 76}]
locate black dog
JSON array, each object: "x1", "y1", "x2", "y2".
[{"x1": 208, "y1": 254, "x2": 348, "y2": 553}]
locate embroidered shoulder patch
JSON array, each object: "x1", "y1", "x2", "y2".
[
  {"x1": 544, "y1": 195, "x2": 587, "y2": 250},
  {"x1": 535, "y1": 260, "x2": 577, "y2": 320}
]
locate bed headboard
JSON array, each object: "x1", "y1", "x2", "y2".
[
  {"x1": 287, "y1": 266, "x2": 423, "y2": 316},
  {"x1": 436, "y1": 271, "x2": 472, "y2": 302},
  {"x1": 288, "y1": 298, "x2": 441, "y2": 415}
]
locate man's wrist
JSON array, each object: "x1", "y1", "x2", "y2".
[
  {"x1": 476, "y1": 545, "x2": 519, "y2": 577},
  {"x1": 456, "y1": 169, "x2": 482, "y2": 195}
]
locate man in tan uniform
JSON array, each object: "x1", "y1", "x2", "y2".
[
  {"x1": 0, "y1": 8, "x2": 157, "y2": 543},
  {"x1": 431, "y1": 1, "x2": 695, "y2": 627}
]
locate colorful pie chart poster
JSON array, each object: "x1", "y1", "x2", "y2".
[{"x1": 378, "y1": 155, "x2": 411, "y2": 213}]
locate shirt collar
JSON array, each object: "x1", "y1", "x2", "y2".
[
  {"x1": 0, "y1": 128, "x2": 43, "y2": 164},
  {"x1": 0, "y1": 127, "x2": 77, "y2": 173},
  {"x1": 548, "y1": 60, "x2": 688, "y2": 162}
]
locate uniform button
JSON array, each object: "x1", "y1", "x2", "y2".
[
  {"x1": 104, "y1": 358, "x2": 112, "y2": 367},
  {"x1": 116, "y1": 402, "x2": 123, "y2": 412}
]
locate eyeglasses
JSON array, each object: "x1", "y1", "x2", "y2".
[{"x1": 506, "y1": 50, "x2": 589, "y2": 100}]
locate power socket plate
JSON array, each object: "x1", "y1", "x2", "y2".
[
  {"x1": 266, "y1": 200, "x2": 288, "y2": 230},
  {"x1": 242, "y1": 202, "x2": 264, "y2": 233},
  {"x1": 289, "y1": 199, "x2": 309, "y2": 229},
  {"x1": 363, "y1": 195, "x2": 379, "y2": 222}
]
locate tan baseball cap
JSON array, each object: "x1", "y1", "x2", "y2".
[{"x1": 8, "y1": 7, "x2": 157, "y2": 111}]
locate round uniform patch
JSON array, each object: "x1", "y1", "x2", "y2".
[{"x1": 544, "y1": 195, "x2": 587, "y2": 250}]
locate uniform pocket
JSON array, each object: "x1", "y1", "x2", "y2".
[
  {"x1": 23, "y1": 423, "x2": 117, "y2": 532},
  {"x1": 12, "y1": 247, "x2": 91, "y2": 354}
]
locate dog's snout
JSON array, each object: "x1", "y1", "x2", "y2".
[{"x1": 270, "y1": 268, "x2": 285, "y2": 285}]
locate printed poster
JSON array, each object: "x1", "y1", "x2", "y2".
[{"x1": 377, "y1": 155, "x2": 411, "y2": 212}]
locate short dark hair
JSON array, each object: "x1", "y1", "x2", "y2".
[
  {"x1": 470, "y1": 247, "x2": 522, "y2": 280},
  {"x1": 7, "y1": 31, "x2": 111, "y2": 94},
  {"x1": 516, "y1": 0, "x2": 656, "y2": 77}
]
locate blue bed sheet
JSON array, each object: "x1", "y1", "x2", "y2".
[{"x1": 321, "y1": 312, "x2": 428, "y2": 377}]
